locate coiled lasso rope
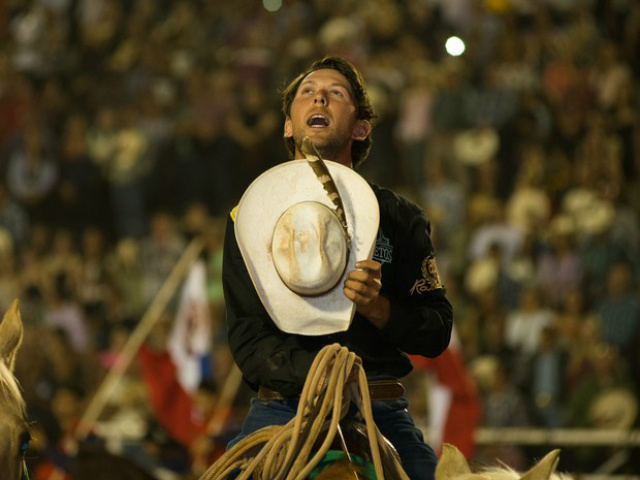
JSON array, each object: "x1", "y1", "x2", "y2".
[{"x1": 199, "y1": 344, "x2": 411, "y2": 480}]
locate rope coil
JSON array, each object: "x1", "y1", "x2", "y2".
[{"x1": 199, "y1": 344, "x2": 410, "y2": 480}]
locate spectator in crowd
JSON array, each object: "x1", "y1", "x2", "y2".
[
  {"x1": 480, "y1": 361, "x2": 531, "y2": 429},
  {"x1": 536, "y1": 214, "x2": 583, "y2": 308},
  {"x1": 467, "y1": 64, "x2": 519, "y2": 132},
  {"x1": 0, "y1": 180, "x2": 30, "y2": 245},
  {"x1": 419, "y1": 154, "x2": 467, "y2": 250},
  {"x1": 44, "y1": 228, "x2": 82, "y2": 294},
  {"x1": 504, "y1": 145, "x2": 551, "y2": 235},
  {"x1": 504, "y1": 285, "x2": 554, "y2": 356},
  {"x1": 173, "y1": 68, "x2": 237, "y2": 215},
  {"x1": 226, "y1": 79, "x2": 281, "y2": 195},
  {"x1": 44, "y1": 274, "x2": 90, "y2": 353},
  {"x1": 6, "y1": 120, "x2": 58, "y2": 223},
  {"x1": 553, "y1": 286, "x2": 587, "y2": 340},
  {"x1": 140, "y1": 210, "x2": 186, "y2": 308},
  {"x1": 565, "y1": 343, "x2": 637, "y2": 470},
  {"x1": 594, "y1": 262, "x2": 640, "y2": 354},
  {"x1": 575, "y1": 199, "x2": 629, "y2": 299},
  {"x1": 75, "y1": 226, "x2": 112, "y2": 345},
  {"x1": 55, "y1": 112, "x2": 105, "y2": 237},
  {"x1": 476, "y1": 360, "x2": 532, "y2": 471},
  {"x1": 395, "y1": 60, "x2": 438, "y2": 194},
  {"x1": 431, "y1": 59, "x2": 472, "y2": 134},
  {"x1": 526, "y1": 325, "x2": 567, "y2": 428},
  {"x1": 497, "y1": 231, "x2": 539, "y2": 310},
  {"x1": 504, "y1": 284, "x2": 555, "y2": 390},
  {"x1": 107, "y1": 237, "x2": 146, "y2": 321},
  {"x1": 18, "y1": 243, "x2": 52, "y2": 325}
]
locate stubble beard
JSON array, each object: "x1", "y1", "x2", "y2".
[{"x1": 294, "y1": 128, "x2": 343, "y2": 162}]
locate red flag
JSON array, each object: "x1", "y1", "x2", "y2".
[
  {"x1": 137, "y1": 260, "x2": 219, "y2": 448},
  {"x1": 410, "y1": 329, "x2": 481, "y2": 458},
  {"x1": 138, "y1": 343, "x2": 198, "y2": 446}
]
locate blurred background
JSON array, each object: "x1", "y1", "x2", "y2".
[{"x1": 0, "y1": 0, "x2": 639, "y2": 478}]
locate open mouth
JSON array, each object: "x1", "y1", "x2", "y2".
[{"x1": 307, "y1": 114, "x2": 329, "y2": 128}]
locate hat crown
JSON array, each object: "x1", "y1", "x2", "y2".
[{"x1": 272, "y1": 201, "x2": 348, "y2": 296}]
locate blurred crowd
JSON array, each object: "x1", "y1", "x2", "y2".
[{"x1": 1, "y1": 0, "x2": 639, "y2": 477}]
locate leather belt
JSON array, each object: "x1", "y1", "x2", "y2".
[{"x1": 258, "y1": 379, "x2": 405, "y2": 402}]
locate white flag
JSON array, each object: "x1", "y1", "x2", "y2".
[{"x1": 167, "y1": 259, "x2": 212, "y2": 393}]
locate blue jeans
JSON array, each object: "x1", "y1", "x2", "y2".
[{"x1": 228, "y1": 396, "x2": 436, "y2": 480}]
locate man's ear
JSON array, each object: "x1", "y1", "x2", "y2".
[
  {"x1": 351, "y1": 120, "x2": 371, "y2": 141},
  {"x1": 284, "y1": 117, "x2": 293, "y2": 138}
]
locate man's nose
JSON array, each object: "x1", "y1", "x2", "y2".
[{"x1": 313, "y1": 93, "x2": 327, "y2": 105}]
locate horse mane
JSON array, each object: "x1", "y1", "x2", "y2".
[
  {"x1": 0, "y1": 358, "x2": 25, "y2": 418},
  {"x1": 436, "y1": 444, "x2": 573, "y2": 480},
  {"x1": 459, "y1": 466, "x2": 574, "y2": 480}
]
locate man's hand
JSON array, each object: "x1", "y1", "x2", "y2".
[{"x1": 343, "y1": 259, "x2": 390, "y2": 329}]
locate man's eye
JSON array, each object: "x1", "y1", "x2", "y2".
[{"x1": 331, "y1": 90, "x2": 343, "y2": 97}]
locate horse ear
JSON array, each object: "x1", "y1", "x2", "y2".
[
  {"x1": 436, "y1": 444, "x2": 472, "y2": 480},
  {"x1": 520, "y1": 449, "x2": 561, "y2": 480},
  {"x1": 0, "y1": 299, "x2": 23, "y2": 372}
]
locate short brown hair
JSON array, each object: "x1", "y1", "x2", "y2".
[{"x1": 281, "y1": 56, "x2": 376, "y2": 169}]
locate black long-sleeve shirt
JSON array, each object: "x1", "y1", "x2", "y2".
[{"x1": 223, "y1": 183, "x2": 453, "y2": 397}]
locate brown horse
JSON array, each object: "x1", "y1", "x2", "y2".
[
  {"x1": 435, "y1": 444, "x2": 573, "y2": 480},
  {"x1": 0, "y1": 299, "x2": 30, "y2": 480}
]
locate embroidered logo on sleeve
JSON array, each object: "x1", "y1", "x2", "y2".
[
  {"x1": 372, "y1": 229, "x2": 393, "y2": 265},
  {"x1": 409, "y1": 256, "x2": 443, "y2": 295}
]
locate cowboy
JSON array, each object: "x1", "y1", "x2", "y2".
[{"x1": 222, "y1": 56, "x2": 453, "y2": 480}]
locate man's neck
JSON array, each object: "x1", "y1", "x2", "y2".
[{"x1": 294, "y1": 153, "x2": 353, "y2": 169}]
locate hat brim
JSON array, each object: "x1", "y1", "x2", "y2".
[{"x1": 235, "y1": 159, "x2": 380, "y2": 335}]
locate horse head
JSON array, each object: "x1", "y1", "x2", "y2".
[
  {"x1": 0, "y1": 299, "x2": 30, "y2": 480},
  {"x1": 436, "y1": 444, "x2": 572, "y2": 480}
]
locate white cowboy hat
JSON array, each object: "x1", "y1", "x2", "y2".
[
  {"x1": 234, "y1": 159, "x2": 379, "y2": 336},
  {"x1": 453, "y1": 127, "x2": 499, "y2": 166},
  {"x1": 589, "y1": 388, "x2": 638, "y2": 429}
]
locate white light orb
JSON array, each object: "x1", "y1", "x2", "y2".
[
  {"x1": 445, "y1": 36, "x2": 466, "y2": 57},
  {"x1": 263, "y1": 0, "x2": 282, "y2": 12}
]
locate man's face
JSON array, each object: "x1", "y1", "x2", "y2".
[{"x1": 284, "y1": 69, "x2": 369, "y2": 168}]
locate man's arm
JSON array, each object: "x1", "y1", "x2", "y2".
[
  {"x1": 349, "y1": 193, "x2": 453, "y2": 358},
  {"x1": 379, "y1": 287, "x2": 452, "y2": 356},
  {"x1": 345, "y1": 258, "x2": 451, "y2": 356},
  {"x1": 222, "y1": 214, "x2": 318, "y2": 396}
]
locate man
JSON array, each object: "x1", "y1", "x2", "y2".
[{"x1": 222, "y1": 56, "x2": 453, "y2": 480}]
